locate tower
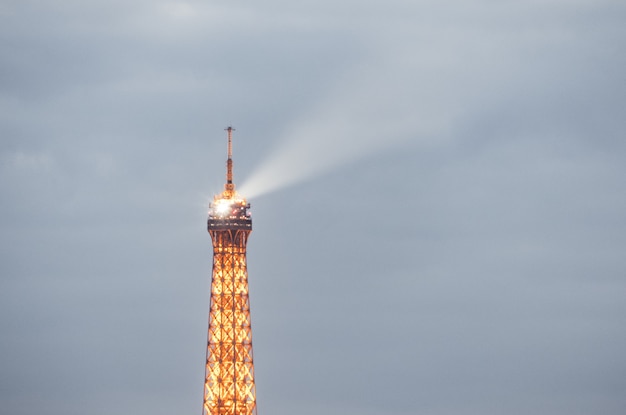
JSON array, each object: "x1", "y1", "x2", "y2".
[{"x1": 203, "y1": 127, "x2": 257, "y2": 415}]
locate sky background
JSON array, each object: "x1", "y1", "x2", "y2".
[{"x1": 1, "y1": 1, "x2": 626, "y2": 414}]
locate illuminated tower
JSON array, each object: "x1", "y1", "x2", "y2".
[{"x1": 203, "y1": 127, "x2": 257, "y2": 415}]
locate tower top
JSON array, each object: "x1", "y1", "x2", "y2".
[
  {"x1": 224, "y1": 126, "x2": 235, "y2": 197},
  {"x1": 208, "y1": 126, "x2": 251, "y2": 230}
]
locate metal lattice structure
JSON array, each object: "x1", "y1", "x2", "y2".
[{"x1": 203, "y1": 127, "x2": 257, "y2": 415}]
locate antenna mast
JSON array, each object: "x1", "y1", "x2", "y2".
[{"x1": 225, "y1": 126, "x2": 235, "y2": 194}]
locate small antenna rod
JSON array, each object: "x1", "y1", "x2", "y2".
[{"x1": 225, "y1": 126, "x2": 235, "y2": 192}]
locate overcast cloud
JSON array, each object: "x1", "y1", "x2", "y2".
[{"x1": 1, "y1": 1, "x2": 625, "y2": 415}]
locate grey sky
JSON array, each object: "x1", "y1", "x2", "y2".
[{"x1": 1, "y1": 1, "x2": 625, "y2": 415}]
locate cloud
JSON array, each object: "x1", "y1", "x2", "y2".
[{"x1": 1, "y1": 1, "x2": 626, "y2": 415}]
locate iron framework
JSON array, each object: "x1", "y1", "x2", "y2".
[{"x1": 202, "y1": 127, "x2": 257, "y2": 415}]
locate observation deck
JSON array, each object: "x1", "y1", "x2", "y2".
[{"x1": 207, "y1": 198, "x2": 252, "y2": 231}]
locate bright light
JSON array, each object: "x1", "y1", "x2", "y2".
[
  {"x1": 213, "y1": 200, "x2": 232, "y2": 216},
  {"x1": 210, "y1": 192, "x2": 249, "y2": 220}
]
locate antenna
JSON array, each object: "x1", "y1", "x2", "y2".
[{"x1": 224, "y1": 126, "x2": 235, "y2": 193}]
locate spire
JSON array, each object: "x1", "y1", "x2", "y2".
[{"x1": 224, "y1": 126, "x2": 235, "y2": 194}]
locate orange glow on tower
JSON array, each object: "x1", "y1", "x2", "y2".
[{"x1": 203, "y1": 127, "x2": 257, "y2": 415}]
